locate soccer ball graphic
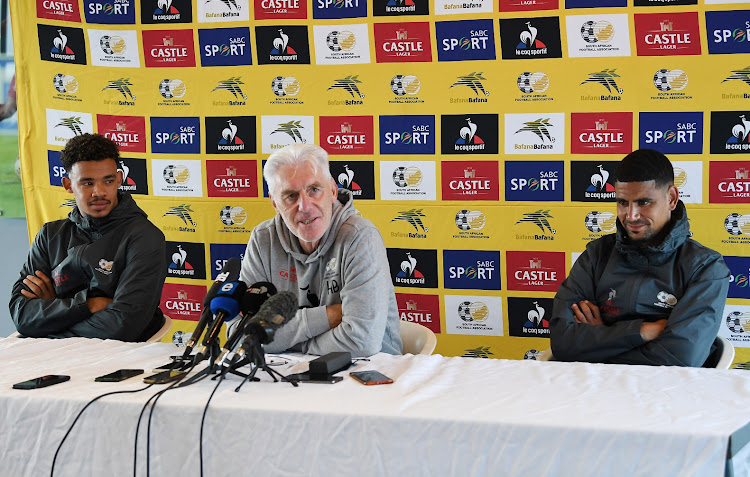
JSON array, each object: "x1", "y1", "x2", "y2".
[
  {"x1": 653, "y1": 69, "x2": 688, "y2": 92},
  {"x1": 390, "y1": 75, "x2": 420, "y2": 96},
  {"x1": 392, "y1": 166, "x2": 422, "y2": 187},
  {"x1": 580, "y1": 20, "x2": 614, "y2": 44},
  {"x1": 517, "y1": 73, "x2": 534, "y2": 93},
  {"x1": 726, "y1": 311, "x2": 750, "y2": 333},
  {"x1": 653, "y1": 69, "x2": 672, "y2": 92},
  {"x1": 580, "y1": 21, "x2": 598, "y2": 43},
  {"x1": 163, "y1": 165, "x2": 189, "y2": 185},
  {"x1": 326, "y1": 31, "x2": 355, "y2": 52},
  {"x1": 725, "y1": 213, "x2": 750, "y2": 236},
  {"x1": 220, "y1": 206, "x2": 247, "y2": 226},
  {"x1": 159, "y1": 79, "x2": 186, "y2": 99},
  {"x1": 585, "y1": 211, "x2": 616, "y2": 234}
]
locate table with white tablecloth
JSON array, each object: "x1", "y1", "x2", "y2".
[{"x1": 1, "y1": 336, "x2": 749, "y2": 477}]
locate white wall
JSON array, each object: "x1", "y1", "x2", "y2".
[{"x1": 0, "y1": 218, "x2": 28, "y2": 336}]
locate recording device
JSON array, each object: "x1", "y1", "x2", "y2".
[
  {"x1": 193, "y1": 280, "x2": 247, "y2": 362},
  {"x1": 349, "y1": 370, "x2": 393, "y2": 385},
  {"x1": 223, "y1": 281, "x2": 277, "y2": 354},
  {"x1": 286, "y1": 352, "x2": 351, "y2": 384},
  {"x1": 94, "y1": 369, "x2": 144, "y2": 382},
  {"x1": 13, "y1": 375, "x2": 70, "y2": 390},
  {"x1": 182, "y1": 258, "x2": 241, "y2": 356},
  {"x1": 234, "y1": 291, "x2": 298, "y2": 361},
  {"x1": 143, "y1": 370, "x2": 187, "y2": 384}
]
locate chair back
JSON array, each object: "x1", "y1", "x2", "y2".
[
  {"x1": 704, "y1": 336, "x2": 735, "y2": 369},
  {"x1": 399, "y1": 320, "x2": 437, "y2": 355},
  {"x1": 146, "y1": 314, "x2": 173, "y2": 343}
]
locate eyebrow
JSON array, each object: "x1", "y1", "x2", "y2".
[
  {"x1": 280, "y1": 181, "x2": 324, "y2": 196},
  {"x1": 77, "y1": 173, "x2": 118, "y2": 182}
]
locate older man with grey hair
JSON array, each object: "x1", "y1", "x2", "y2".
[{"x1": 238, "y1": 144, "x2": 402, "y2": 356}]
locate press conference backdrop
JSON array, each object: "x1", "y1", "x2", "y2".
[{"x1": 10, "y1": 0, "x2": 750, "y2": 361}]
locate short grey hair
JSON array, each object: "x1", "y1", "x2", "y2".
[{"x1": 263, "y1": 144, "x2": 333, "y2": 196}]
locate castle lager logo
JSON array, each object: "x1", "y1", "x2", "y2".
[
  {"x1": 634, "y1": 12, "x2": 701, "y2": 56},
  {"x1": 160, "y1": 283, "x2": 205, "y2": 321},
  {"x1": 506, "y1": 251, "x2": 565, "y2": 292},
  {"x1": 373, "y1": 22, "x2": 432, "y2": 63},
  {"x1": 254, "y1": 0, "x2": 305, "y2": 20},
  {"x1": 396, "y1": 293, "x2": 441, "y2": 334},
  {"x1": 142, "y1": 29, "x2": 196, "y2": 67},
  {"x1": 206, "y1": 160, "x2": 258, "y2": 197},
  {"x1": 38, "y1": 0, "x2": 81, "y2": 22},
  {"x1": 97, "y1": 114, "x2": 145, "y2": 153},
  {"x1": 709, "y1": 161, "x2": 750, "y2": 203},
  {"x1": 571, "y1": 112, "x2": 632, "y2": 155},
  {"x1": 441, "y1": 161, "x2": 499, "y2": 201},
  {"x1": 319, "y1": 116, "x2": 374, "y2": 155}
]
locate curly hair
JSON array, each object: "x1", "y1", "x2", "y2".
[{"x1": 60, "y1": 133, "x2": 120, "y2": 172}]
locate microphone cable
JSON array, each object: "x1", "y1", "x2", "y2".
[
  {"x1": 199, "y1": 373, "x2": 226, "y2": 477},
  {"x1": 50, "y1": 383, "x2": 156, "y2": 477}
]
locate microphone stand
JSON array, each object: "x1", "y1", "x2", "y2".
[{"x1": 226, "y1": 338, "x2": 298, "y2": 391}]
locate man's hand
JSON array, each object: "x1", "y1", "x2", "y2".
[
  {"x1": 572, "y1": 300, "x2": 603, "y2": 326},
  {"x1": 640, "y1": 319, "x2": 667, "y2": 342},
  {"x1": 326, "y1": 304, "x2": 342, "y2": 329},
  {"x1": 87, "y1": 297, "x2": 113, "y2": 314},
  {"x1": 21, "y1": 271, "x2": 56, "y2": 300}
]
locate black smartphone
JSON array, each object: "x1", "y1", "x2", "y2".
[
  {"x1": 95, "y1": 369, "x2": 144, "y2": 382},
  {"x1": 349, "y1": 370, "x2": 393, "y2": 385},
  {"x1": 153, "y1": 361, "x2": 183, "y2": 371},
  {"x1": 285, "y1": 372, "x2": 343, "y2": 384},
  {"x1": 13, "y1": 375, "x2": 71, "y2": 390},
  {"x1": 143, "y1": 370, "x2": 187, "y2": 384}
]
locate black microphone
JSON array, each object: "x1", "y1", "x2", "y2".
[
  {"x1": 183, "y1": 258, "x2": 241, "y2": 355},
  {"x1": 234, "y1": 291, "x2": 298, "y2": 361},
  {"x1": 222, "y1": 282, "x2": 277, "y2": 355},
  {"x1": 194, "y1": 281, "x2": 247, "y2": 362}
]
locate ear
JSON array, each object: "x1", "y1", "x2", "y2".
[
  {"x1": 329, "y1": 177, "x2": 338, "y2": 198},
  {"x1": 270, "y1": 194, "x2": 279, "y2": 214},
  {"x1": 62, "y1": 176, "x2": 72, "y2": 193},
  {"x1": 116, "y1": 169, "x2": 123, "y2": 184},
  {"x1": 666, "y1": 184, "x2": 679, "y2": 211}
]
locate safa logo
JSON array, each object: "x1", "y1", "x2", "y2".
[
  {"x1": 199, "y1": 27, "x2": 253, "y2": 66},
  {"x1": 639, "y1": 111, "x2": 703, "y2": 154},
  {"x1": 436, "y1": 19, "x2": 496, "y2": 62},
  {"x1": 313, "y1": 0, "x2": 366, "y2": 19},
  {"x1": 443, "y1": 250, "x2": 501, "y2": 291},
  {"x1": 707, "y1": 10, "x2": 750, "y2": 55},
  {"x1": 380, "y1": 115, "x2": 435, "y2": 155},
  {"x1": 84, "y1": 0, "x2": 135, "y2": 24},
  {"x1": 151, "y1": 116, "x2": 200, "y2": 154}
]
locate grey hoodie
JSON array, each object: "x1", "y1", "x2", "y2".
[
  {"x1": 239, "y1": 189, "x2": 402, "y2": 356},
  {"x1": 550, "y1": 201, "x2": 730, "y2": 366}
]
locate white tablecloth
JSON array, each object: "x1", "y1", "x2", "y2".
[{"x1": 1, "y1": 337, "x2": 749, "y2": 477}]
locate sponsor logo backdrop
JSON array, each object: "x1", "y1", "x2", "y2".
[{"x1": 13, "y1": 0, "x2": 750, "y2": 361}]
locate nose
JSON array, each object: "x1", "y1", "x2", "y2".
[
  {"x1": 297, "y1": 191, "x2": 310, "y2": 211},
  {"x1": 626, "y1": 203, "x2": 639, "y2": 222}
]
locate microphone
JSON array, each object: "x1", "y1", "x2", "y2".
[
  {"x1": 196, "y1": 281, "x2": 247, "y2": 360},
  {"x1": 183, "y1": 258, "x2": 241, "y2": 355},
  {"x1": 234, "y1": 291, "x2": 298, "y2": 361},
  {"x1": 223, "y1": 282, "x2": 277, "y2": 355}
]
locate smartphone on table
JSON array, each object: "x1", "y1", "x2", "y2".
[
  {"x1": 95, "y1": 369, "x2": 144, "y2": 382},
  {"x1": 349, "y1": 370, "x2": 393, "y2": 385},
  {"x1": 143, "y1": 370, "x2": 187, "y2": 384},
  {"x1": 13, "y1": 375, "x2": 71, "y2": 390}
]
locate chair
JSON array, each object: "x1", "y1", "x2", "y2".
[
  {"x1": 9, "y1": 331, "x2": 21, "y2": 338},
  {"x1": 146, "y1": 314, "x2": 172, "y2": 343},
  {"x1": 537, "y1": 348, "x2": 555, "y2": 361},
  {"x1": 399, "y1": 320, "x2": 437, "y2": 355},
  {"x1": 703, "y1": 336, "x2": 735, "y2": 369}
]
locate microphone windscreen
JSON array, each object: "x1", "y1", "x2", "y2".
[
  {"x1": 203, "y1": 257, "x2": 242, "y2": 306},
  {"x1": 250, "y1": 291, "x2": 298, "y2": 330},
  {"x1": 209, "y1": 281, "x2": 247, "y2": 318},
  {"x1": 240, "y1": 281, "x2": 277, "y2": 316}
]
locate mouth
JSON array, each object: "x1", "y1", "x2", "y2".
[{"x1": 300, "y1": 217, "x2": 316, "y2": 225}]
